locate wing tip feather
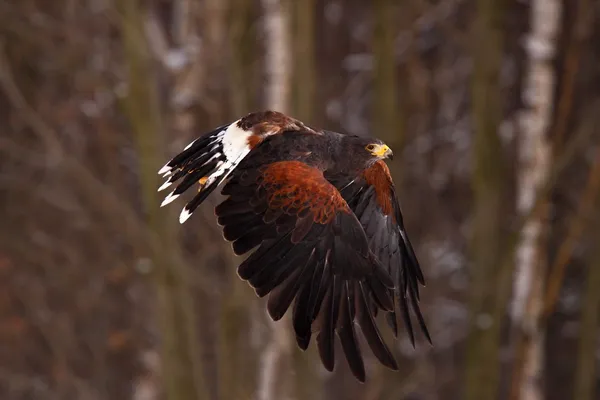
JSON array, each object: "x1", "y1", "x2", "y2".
[
  {"x1": 179, "y1": 207, "x2": 192, "y2": 224},
  {"x1": 158, "y1": 163, "x2": 172, "y2": 176},
  {"x1": 158, "y1": 180, "x2": 173, "y2": 192},
  {"x1": 160, "y1": 191, "x2": 180, "y2": 207}
]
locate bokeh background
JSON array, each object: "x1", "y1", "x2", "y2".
[{"x1": 1, "y1": 0, "x2": 599, "y2": 399}]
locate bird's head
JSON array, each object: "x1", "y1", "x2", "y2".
[
  {"x1": 350, "y1": 136, "x2": 393, "y2": 160},
  {"x1": 364, "y1": 140, "x2": 393, "y2": 161},
  {"x1": 338, "y1": 135, "x2": 394, "y2": 171}
]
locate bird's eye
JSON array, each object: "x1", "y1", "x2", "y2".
[{"x1": 366, "y1": 144, "x2": 376, "y2": 151}]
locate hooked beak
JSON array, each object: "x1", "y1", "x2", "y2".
[{"x1": 372, "y1": 144, "x2": 394, "y2": 160}]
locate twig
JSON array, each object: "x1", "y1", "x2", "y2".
[
  {"x1": 0, "y1": 30, "x2": 216, "y2": 294},
  {"x1": 497, "y1": 98, "x2": 600, "y2": 280},
  {"x1": 493, "y1": 99, "x2": 600, "y2": 355},
  {"x1": 543, "y1": 147, "x2": 600, "y2": 316},
  {"x1": 551, "y1": 0, "x2": 593, "y2": 149},
  {"x1": 0, "y1": 40, "x2": 63, "y2": 163},
  {"x1": 541, "y1": 0, "x2": 596, "y2": 317}
]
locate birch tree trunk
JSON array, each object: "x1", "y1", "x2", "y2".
[
  {"x1": 511, "y1": 1, "x2": 560, "y2": 399},
  {"x1": 262, "y1": 0, "x2": 291, "y2": 113},
  {"x1": 258, "y1": 0, "x2": 293, "y2": 399}
]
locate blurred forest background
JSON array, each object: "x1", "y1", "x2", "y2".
[{"x1": 1, "y1": 0, "x2": 599, "y2": 399}]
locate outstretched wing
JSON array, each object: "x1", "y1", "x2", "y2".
[
  {"x1": 334, "y1": 160, "x2": 431, "y2": 346},
  {"x1": 157, "y1": 111, "x2": 313, "y2": 223},
  {"x1": 217, "y1": 153, "x2": 400, "y2": 382}
]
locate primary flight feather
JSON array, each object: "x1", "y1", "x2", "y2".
[{"x1": 158, "y1": 111, "x2": 430, "y2": 382}]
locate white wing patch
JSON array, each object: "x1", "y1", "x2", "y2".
[
  {"x1": 195, "y1": 122, "x2": 254, "y2": 195},
  {"x1": 157, "y1": 120, "x2": 262, "y2": 223},
  {"x1": 221, "y1": 122, "x2": 253, "y2": 162}
]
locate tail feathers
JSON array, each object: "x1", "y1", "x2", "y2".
[{"x1": 157, "y1": 124, "x2": 237, "y2": 223}]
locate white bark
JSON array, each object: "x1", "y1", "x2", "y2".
[
  {"x1": 261, "y1": 0, "x2": 291, "y2": 113},
  {"x1": 133, "y1": 350, "x2": 161, "y2": 400},
  {"x1": 512, "y1": 1, "x2": 561, "y2": 399},
  {"x1": 258, "y1": 1, "x2": 292, "y2": 399}
]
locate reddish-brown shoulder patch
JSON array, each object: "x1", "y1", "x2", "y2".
[
  {"x1": 363, "y1": 160, "x2": 395, "y2": 217},
  {"x1": 260, "y1": 161, "x2": 350, "y2": 224},
  {"x1": 246, "y1": 134, "x2": 263, "y2": 149}
]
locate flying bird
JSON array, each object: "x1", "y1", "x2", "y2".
[{"x1": 158, "y1": 111, "x2": 430, "y2": 382}]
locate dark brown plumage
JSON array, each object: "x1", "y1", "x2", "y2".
[{"x1": 158, "y1": 111, "x2": 430, "y2": 382}]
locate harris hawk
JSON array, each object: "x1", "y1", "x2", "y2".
[{"x1": 158, "y1": 111, "x2": 430, "y2": 382}]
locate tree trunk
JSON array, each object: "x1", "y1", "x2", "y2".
[
  {"x1": 291, "y1": 0, "x2": 316, "y2": 123},
  {"x1": 510, "y1": 1, "x2": 560, "y2": 399},
  {"x1": 218, "y1": 3, "x2": 261, "y2": 399},
  {"x1": 203, "y1": 0, "x2": 227, "y2": 125},
  {"x1": 258, "y1": 0, "x2": 293, "y2": 399},
  {"x1": 573, "y1": 250, "x2": 600, "y2": 400},
  {"x1": 262, "y1": 0, "x2": 291, "y2": 114},
  {"x1": 118, "y1": 1, "x2": 204, "y2": 399},
  {"x1": 367, "y1": 1, "x2": 402, "y2": 396},
  {"x1": 573, "y1": 151, "x2": 600, "y2": 400},
  {"x1": 290, "y1": 1, "x2": 320, "y2": 397},
  {"x1": 228, "y1": 0, "x2": 257, "y2": 116},
  {"x1": 372, "y1": 0, "x2": 401, "y2": 149},
  {"x1": 464, "y1": 1, "x2": 507, "y2": 399}
]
